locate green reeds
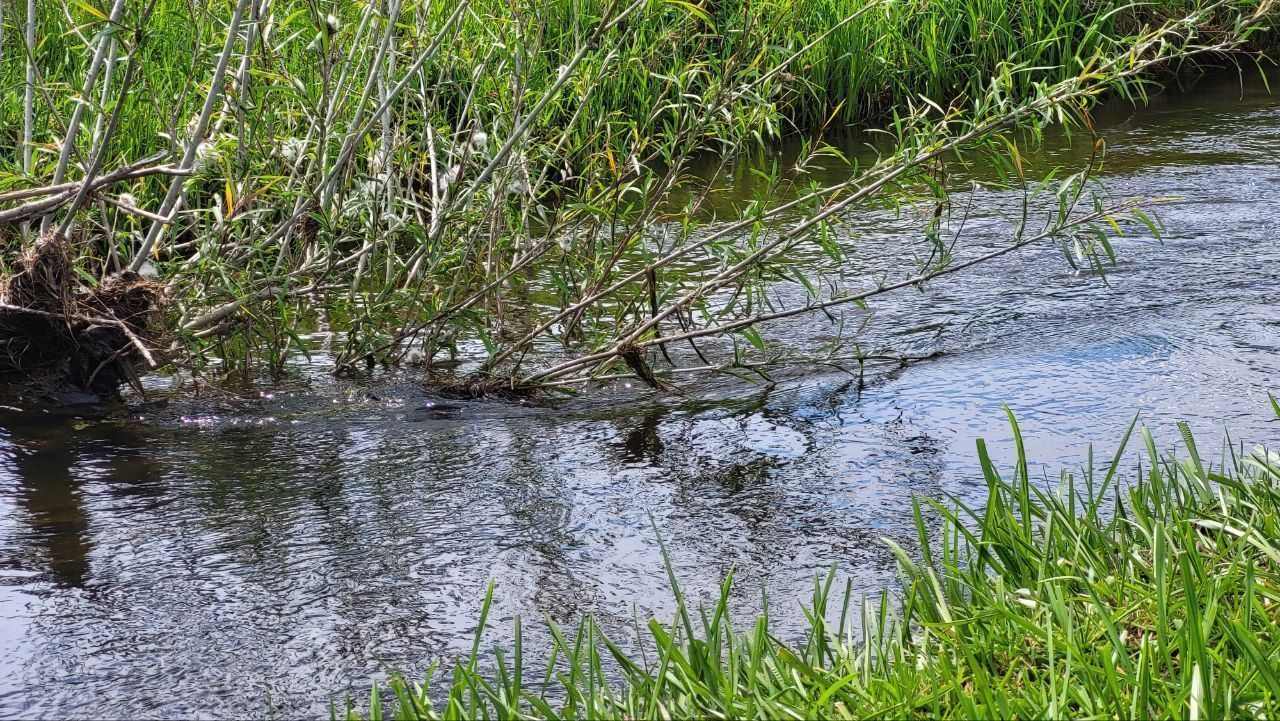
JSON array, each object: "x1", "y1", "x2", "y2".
[
  {"x1": 1, "y1": 0, "x2": 1246, "y2": 160},
  {"x1": 340, "y1": 408, "x2": 1280, "y2": 719}
]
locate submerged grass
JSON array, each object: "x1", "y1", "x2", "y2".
[{"x1": 339, "y1": 406, "x2": 1280, "y2": 719}]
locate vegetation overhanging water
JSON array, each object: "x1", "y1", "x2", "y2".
[{"x1": 0, "y1": 0, "x2": 1273, "y2": 395}]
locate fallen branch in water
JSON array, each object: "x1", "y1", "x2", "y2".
[
  {"x1": 529, "y1": 199, "x2": 1139, "y2": 388},
  {"x1": 504, "y1": 1, "x2": 1271, "y2": 388},
  {"x1": 480, "y1": 2, "x2": 1269, "y2": 382},
  {"x1": 535, "y1": 349, "x2": 948, "y2": 389}
]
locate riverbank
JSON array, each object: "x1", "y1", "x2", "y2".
[
  {"x1": 6, "y1": 0, "x2": 1272, "y2": 161},
  {"x1": 344, "y1": 409, "x2": 1280, "y2": 719}
]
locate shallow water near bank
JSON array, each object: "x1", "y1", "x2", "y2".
[{"x1": 2, "y1": 73, "x2": 1280, "y2": 718}]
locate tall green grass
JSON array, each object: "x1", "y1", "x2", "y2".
[
  {"x1": 339, "y1": 407, "x2": 1280, "y2": 719},
  {"x1": 0, "y1": 0, "x2": 1254, "y2": 178},
  {"x1": 0, "y1": 0, "x2": 1249, "y2": 151}
]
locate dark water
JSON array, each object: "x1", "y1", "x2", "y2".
[{"x1": 2, "y1": 75, "x2": 1279, "y2": 718}]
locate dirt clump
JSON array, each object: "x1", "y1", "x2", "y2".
[{"x1": 0, "y1": 232, "x2": 164, "y2": 399}]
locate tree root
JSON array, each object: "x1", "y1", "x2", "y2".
[{"x1": 0, "y1": 231, "x2": 164, "y2": 399}]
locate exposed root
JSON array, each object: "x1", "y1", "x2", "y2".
[
  {"x1": 4, "y1": 232, "x2": 75, "y2": 315},
  {"x1": 618, "y1": 342, "x2": 669, "y2": 391},
  {"x1": 0, "y1": 231, "x2": 165, "y2": 398}
]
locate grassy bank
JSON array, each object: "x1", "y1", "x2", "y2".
[
  {"x1": 2, "y1": 0, "x2": 1270, "y2": 160},
  {"x1": 339, "y1": 407, "x2": 1280, "y2": 719},
  {"x1": 0, "y1": 1, "x2": 1275, "y2": 396}
]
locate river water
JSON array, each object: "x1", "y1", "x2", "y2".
[{"x1": 1, "y1": 74, "x2": 1278, "y2": 718}]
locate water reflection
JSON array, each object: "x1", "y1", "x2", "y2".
[
  {"x1": 618, "y1": 404, "x2": 668, "y2": 465},
  {"x1": 4, "y1": 417, "x2": 92, "y2": 588},
  {"x1": 0, "y1": 411, "x2": 163, "y2": 589}
]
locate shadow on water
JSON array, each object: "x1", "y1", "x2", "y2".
[
  {"x1": 0, "y1": 408, "x2": 163, "y2": 589},
  {"x1": 2, "y1": 417, "x2": 93, "y2": 589},
  {"x1": 0, "y1": 69, "x2": 1278, "y2": 717}
]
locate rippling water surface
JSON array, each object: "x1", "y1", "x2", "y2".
[{"x1": 1, "y1": 75, "x2": 1279, "y2": 718}]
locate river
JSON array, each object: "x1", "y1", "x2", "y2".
[{"x1": 1, "y1": 72, "x2": 1278, "y2": 718}]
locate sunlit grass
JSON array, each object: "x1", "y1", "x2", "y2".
[{"x1": 340, "y1": 405, "x2": 1280, "y2": 719}]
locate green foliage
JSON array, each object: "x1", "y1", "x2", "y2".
[
  {"x1": 0, "y1": 0, "x2": 1242, "y2": 153},
  {"x1": 340, "y1": 413, "x2": 1280, "y2": 719},
  {"x1": 0, "y1": 0, "x2": 1274, "y2": 387}
]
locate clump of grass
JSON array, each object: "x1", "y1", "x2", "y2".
[{"x1": 339, "y1": 405, "x2": 1280, "y2": 719}]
